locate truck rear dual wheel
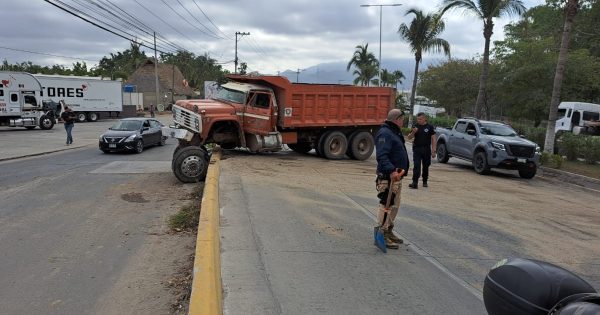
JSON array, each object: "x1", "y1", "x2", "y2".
[
  {"x1": 347, "y1": 131, "x2": 374, "y2": 161},
  {"x1": 87, "y1": 112, "x2": 99, "y2": 122},
  {"x1": 321, "y1": 131, "x2": 348, "y2": 160},
  {"x1": 76, "y1": 113, "x2": 87, "y2": 123},
  {"x1": 173, "y1": 146, "x2": 209, "y2": 183}
]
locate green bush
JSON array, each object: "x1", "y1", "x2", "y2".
[
  {"x1": 559, "y1": 133, "x2": 581, "y2": 161},
  {"x1": 540, "y1": 152, "x2": 563, "y2": 168},
  {"x1": 429, "y1": 116, "x2": 456, "y2": 129},
  {"x1": 579, "y1": 136, "x2": 600, "y2": 164}
]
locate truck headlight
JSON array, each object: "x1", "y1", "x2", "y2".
[
  {"x1": 491, "y1": 142, "x2": 506, "y2": 151},
  {"x1": 535, "y1": 146, "x2": 541, "y2": 154}
]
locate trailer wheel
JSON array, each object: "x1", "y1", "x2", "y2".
[
  {"x1": 76, "y1": 112, "x2": 87, "y2": 123},
  {"x1": 87, "y1": 112, "x2": 99, "y2": 122},
  {"x1": 173, "y1": 146, "x2": 209, "y2": 183},
  {"x1": 39, "y1": 115, "x2": 54, "y2": 130},
  {"x1": 288, "y1": 142, "x2": 312, "y2": 154},
  {"x1": 348, "y1": 131, "x2": 374, "y2": 161},
  {"x1": 322, "y1": 131, "x2": 348, "y2": 160}
]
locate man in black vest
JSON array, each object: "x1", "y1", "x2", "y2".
[{"x1": 407, "y1": 112, "x2": 436, "y2": 189}]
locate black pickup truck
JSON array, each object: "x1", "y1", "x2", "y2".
[{"x1": 435, "y1": 118, "x2": 541, "y2": 179}]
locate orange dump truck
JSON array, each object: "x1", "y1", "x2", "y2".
[{"x1": 163, "y1": 75, "x2": 395, "y2": 182}]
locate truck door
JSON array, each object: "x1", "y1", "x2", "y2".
[
  {"x1": 9, "y1": 92, "x2": 22, "y2": 113},
  {"x1": 460, "y1": 122, "x2": 478, "y2": 157},
  {"x1": 448, "y1": 121, "x2": 467, "y2": 156},
  {"x1": 243, "y1": 91, "x2": 274, "y2": 135}
]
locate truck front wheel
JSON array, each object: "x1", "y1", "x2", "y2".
[
  {"x1": 436, "y1": 143, "x2": 449, "y2": 163},
  {"x1": 322, "y1": 131, "x2": 348, "y2": 160},
  {"x1": 173, "y1": 146, "x2": 209, "y2": 183},
  {"x1": 473, "y1": 151, "x2": 490, "y2": 175},
  {"x1": 518, "y1": 164, "x2": 537, "y2": 179},
  {"x1": 39, "y1": 115, "x2": 54, "y2": 130}
]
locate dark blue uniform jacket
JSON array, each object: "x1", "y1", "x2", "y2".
[{"x1": 375, "y1": 121, "x2": 409, "y2": 176}]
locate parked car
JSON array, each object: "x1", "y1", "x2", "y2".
[
  {"x1": 99, "y1": 118, "x2": 166, "y2": 153},
  {"x1": 436, "y1": 118, "x2": 541, "y2": 179}
]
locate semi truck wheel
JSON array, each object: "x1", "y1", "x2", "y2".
[
  {"x1": 76, "y1": 113, "x2": 87, "y2": 123},
  {"x1": 473, "y1": 151, "x2": 490, "y2": 175},
  {"x1": 39, "y1": 115, "x2": 54, "y2": 130},
  {"x1": 288, "y1": 142, "x2": 312, "y2": 154},
  {"x1": 87, "y1": 112, "x2": 99, "y2": 122},
  {"x1": 173, "y1": 146, "x2": 209, "y2": 183},
  {"x1": 348, "y1": 131, "x2": 374, "y2": 161},
  {"x1": 322, "y1": 131, "x2": 348, "y2": 160},
  {"x1": 436, "y1": 143, "x2": 450, "y2": 163}
]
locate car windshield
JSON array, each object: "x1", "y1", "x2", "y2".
[
  {"x1": 214, "y1": 87, "x2": 246, "y2": 104},
  {"x1": 110, "y1": 120, "x2": 142, "y2": 131},
  {"x1": 479, "y1": 123, "x2": 518, "y2": 137}
]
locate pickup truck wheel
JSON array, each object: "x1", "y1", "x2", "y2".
[
  {"x1": 76, "y1": 112, "x2": 87, "y2": 123},
  {"x1": 436, "y1": 143, "x2": 449, "y2": 163},
  {"x1": 288, "y1": 142, "x2": 312, "y2": 154},
  {"x1": 322, "y1": 131, "x2": 348, "y2": 160},
  {"x1": 39, "y1": 115, "x2": 54, "y2": 130},
  {"x1": 348, "y1": 131, "x2": 374, "y2": 160},
  {"x1": 518, "y1": 164, "x2": 537, "y2": 179},
  {"x1": 173, "y1": 147, "x2": 208, "y2": 183},
  {"x1": 473, "y1": 151, "x2": 490, "y2": 175}
]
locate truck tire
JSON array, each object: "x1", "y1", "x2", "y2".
[
  {"x1": 436, "y1": 143, "x2": 450, "y2": 163},
  {"x1": 473, "y1": 151, "x2": 490, "y2": 175},
  {"x1": 87, "y1": 112, "x2": 99, "y2": 122},
  {"x1": 172, "y1": 145, "x2": 208, "y2": 173},
  {"x1": 348, "y1": 131, "x2": 374, "y2": 160},
  {"x1": 173, "y1": 146, "x2": 209, "y2": 183},
  {"x1": 322, "y1": 131, "x2": 348, "y2": 160},
  {"x1": 518, "y1": 164, "x2": 537, "y2": 179},
  {"x1": 76, "y1": 112, "x2": 87, "y2": 123},
  {"x1": 288, "y1": 142, "x2": 312, "y2": 154},
  {"x1": 39, "y1": 115, "x2": 54, "y2": 130},
  {"x1": 315, "y1": 132, "x2": 330, "y2": 157}
]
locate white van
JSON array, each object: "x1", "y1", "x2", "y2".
[{"x1": 555, "y1": 102, "x2": 600, "y2": 135}]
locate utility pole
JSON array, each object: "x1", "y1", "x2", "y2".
[
  {"x1": 235, "y1": 31, "x2": 250, "y2": 74},
  {"x1": 360, "y1": 4, "x2": 402, "y2": 86},
  {"x1": 154, "y1": 32, "x2": 159, "y2": 110},
  {"x1": 296, "y1": 68, "x2": 304, "y2": 83}
]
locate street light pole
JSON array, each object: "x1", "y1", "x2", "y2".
[
  {"x1": 235, "y1": 31, "x2": 250, "y2": 74},
  {"x1": 360, "y1": 3, "x2": 402, "y2": 86}
]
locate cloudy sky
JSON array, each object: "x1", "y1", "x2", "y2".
[{"x1": 1, "y1": 0, "x2": 545, "y2": 74}]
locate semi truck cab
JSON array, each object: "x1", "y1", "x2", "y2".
[{"x1": 0, "y1": 71, "x2": 56, "y2": 130}]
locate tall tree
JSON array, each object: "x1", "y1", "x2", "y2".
[
  {"x1": 347, "y1": 44, "x2": 379, "y2": 86},
  {"x1": 440, "y1": 0, "x2": 526, "y2": 118},
  {"x1": 380, "y1": 69, "x2": 406, "y2": 87},
  {"x1": 398, "y1": 9, "x2": 450, "y2": 125},
  {"x1": 543, "y1": 0, "x2": 580, "y2": 153}
]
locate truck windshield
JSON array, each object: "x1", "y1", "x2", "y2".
[
  {"x1": 557, "y1": 109, "x2": 567, "y2": 118},
  {"x1": 479, "y1": 123, "x2": 518, "y2": 137},
  {"x1": 214, "y1": 87, "x2": 246, "y2": 104},
  {"x1": 110, "y1": 120, "x2": 142, "y2": 131}
]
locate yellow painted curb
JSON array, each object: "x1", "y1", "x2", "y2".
[{"x1": 189, "y1": 148, "x2": 222, "y2": 315}]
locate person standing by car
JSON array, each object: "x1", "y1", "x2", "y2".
[
  {"x1": 149, "y1": 103, "x2": 156, "y2": 118},
  {"x1": 61, "y1": 106, "x2": 76, "y2": 145},
  {"x1": 374, "y1": 108, "x2": 409, "y2": 249},
  {"x1": 407, "y1": 112, "x2": 436, "y2": 189}
]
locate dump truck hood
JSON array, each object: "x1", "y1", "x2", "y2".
[{"x1": 176, "y1": 99, "x2": 236, "y2": 116}]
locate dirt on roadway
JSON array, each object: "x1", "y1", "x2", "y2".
[{"x1": 220, "y1": 149, "x2": 600, "y2": 291}]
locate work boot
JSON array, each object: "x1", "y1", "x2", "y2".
[
  {"x1": 422, "y1": 180, "x2": 428, "y2": 188},
  {"x1": 384, "y1": 235, "x2": 400, "y2": 249},
  {"x1": 408, "y1": 182, "x2": 418, "y2": 189},
  {"x1": 384, "y1": 229, "x2": 404, "y2": 244}
]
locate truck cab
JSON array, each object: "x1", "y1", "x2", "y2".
[
  {"x1": 0, "y1": 71, "x2": 56, "y2": 130},
  {"x1": 555, "y1": 102, "x2": 600, "y2": 135}
]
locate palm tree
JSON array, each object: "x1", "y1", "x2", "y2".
[
  {"x1": 379, "y1": 69, "x2": 405, "y2": 87},
  {"x1": 398, "y1": 9, "x2": 450, "y2": 126},
  {"x1": 347, "y1": 44, "x2": 379, "y2": 86},
  {"x1": 440, "y1": 0, "x2": 525, "y2": 118},
  {"x1": 543, "y1": 0, "x2": 580, "y2": 154}
]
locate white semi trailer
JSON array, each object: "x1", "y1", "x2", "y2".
[
  {"x1": 0, "y1": 71, "x2": 57, "y2": 130},
  {"x1": 34, "y1": 74, "x2": 123, "y2": 122}
]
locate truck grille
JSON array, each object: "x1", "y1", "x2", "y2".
[
  {"x1": 508, "y1": 145, "x2": 535, "y2": 158},
  {"x1": 172, "y1": 105, "x2": 201, "y2": 133}
]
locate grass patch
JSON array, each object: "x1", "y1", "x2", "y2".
[
  {"x1": 559, "y1": 160, "x2": 600, "y2": 179},
  {"x1": 169, "y1": 183, "x2": 204, "y2": 231}
]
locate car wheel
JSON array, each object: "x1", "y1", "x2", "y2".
[
  {"x1": 39, "y1": 115, "x2": 54, "y2": 130},
  {"x1": 437, "y1": 143, "x2": 450, "y2": 163},
  {"x1": 518, "y1": 163, "x2": 537, "y2": 179},
  {"x1": 348, "y1": 131, "x2": 374, "y2": 161},
  {"x1": 322, "y1": 131, "x2": 348, "y2": 160},
  {"x1": 158, "y1": 136, "x2": 166, "y2": 146},
  {"x1": 473, "y1": 151, "x2": 490, "y2": 175},
  {"x1": 135, "y1": 139, "x2": 144, "y2": 154},
  {"x1": 173, "y1": 146, "x2": 209, "y2": 183}
]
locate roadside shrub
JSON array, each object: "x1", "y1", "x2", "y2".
[
  {"x1": 540, "y1": 152, "x2": 563, "y2": 168},
  {"x1": 579, "y1": 136, "x2": 600, "y2": 164},
  {"x1": 429, "y1": 116, "x2": 456, "y2": 129},
  {"x1": 559, "y1": 133, "x2": 581, "y2": 161}
]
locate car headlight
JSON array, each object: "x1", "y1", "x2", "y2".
[
  {"x1": 535, "y1": 146, "x2": 541, "y2": 154},
  {"x1": 126, "y1": 134, "x2": 137, "y2": 141},
  {"x1": 491, "y1": 142, "x2": 506, "y2": 151}
]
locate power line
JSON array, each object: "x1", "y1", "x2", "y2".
[
  {"x1": 173, "y1": 0, "x2": 226, "y2": 40},
  {"x1": 0, "y1": 45, "x2": 98, "y2": 63},
  {"x1": 158, "y1": 0, "x2": 223, "y2": 40},
  {"x1": 190, "y1": 0, "x2": 232, "y2": 40}
]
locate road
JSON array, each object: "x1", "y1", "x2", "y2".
[
  {"x1": 219, "y1": 148, "x2": 600, "y2": 314},
  {"x1": 0, "y1": 137, "x2": 196, "y2": 314}
]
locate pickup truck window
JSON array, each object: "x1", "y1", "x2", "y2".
[
  {"x1": 215, "y1": 87, "x2": 246, "y2": 104},
  {"x1": 455, "y1": 121, "x2": 467, "y2": 133},
  {"x1": 479, "y1": 123, "x2": 518, "y2": 137},
  {"x1": 466, "y1": 123, "x2": 477, "y2": 133}
]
